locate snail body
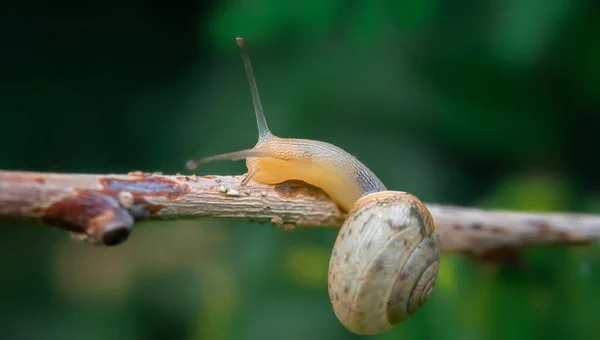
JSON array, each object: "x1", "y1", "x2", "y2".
[{"x1": 187, "y1": 37, "x2": 441, "y2": 335}]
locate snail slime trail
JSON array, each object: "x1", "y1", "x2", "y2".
[{"x1": 185, "y1": 36, "x2": 441, "y2": 335}]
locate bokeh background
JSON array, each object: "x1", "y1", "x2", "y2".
[{"x1": 1, "y1": 1, "x2": 600, "y2": 339}]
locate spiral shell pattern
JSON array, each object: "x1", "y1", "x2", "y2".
[{"x1": 328, "y1": 191, "x2": 441, "y2": 335}]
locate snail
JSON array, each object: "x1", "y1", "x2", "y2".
[{"x1": 186, "y1": 37, "x2": 441, "y2": 335}]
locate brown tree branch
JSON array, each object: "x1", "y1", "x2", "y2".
[{"x1": 1, "y1": 170, "x2": 599, "y2": 255}]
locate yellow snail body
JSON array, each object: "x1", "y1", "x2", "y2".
[{"x1": 187, "y1": 37, "x2": 441, "y2": 335}]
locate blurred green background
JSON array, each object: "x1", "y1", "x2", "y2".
[{"x1": 1, "y1": 1, "x2": 600, "y2": 339}]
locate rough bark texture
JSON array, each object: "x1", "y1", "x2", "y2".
[{"x1": 1, "y1": 170, "x2": 599, "y2": 254}]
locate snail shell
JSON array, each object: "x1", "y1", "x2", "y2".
[{"x1": 328, "y1": 191, "x2": 440, "y2": 335}]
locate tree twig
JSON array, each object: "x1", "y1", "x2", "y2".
[{"x1": 1, "y1": 170, "x2": 599, "y2": 255}]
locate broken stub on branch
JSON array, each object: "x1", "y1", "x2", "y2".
[{"x1": 0, "y1": 171, "x2": 192, "y2": 246}]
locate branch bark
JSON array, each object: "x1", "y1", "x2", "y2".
[{"x1": 1, "y1": 170, "x2": 599, "y2": 255}]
